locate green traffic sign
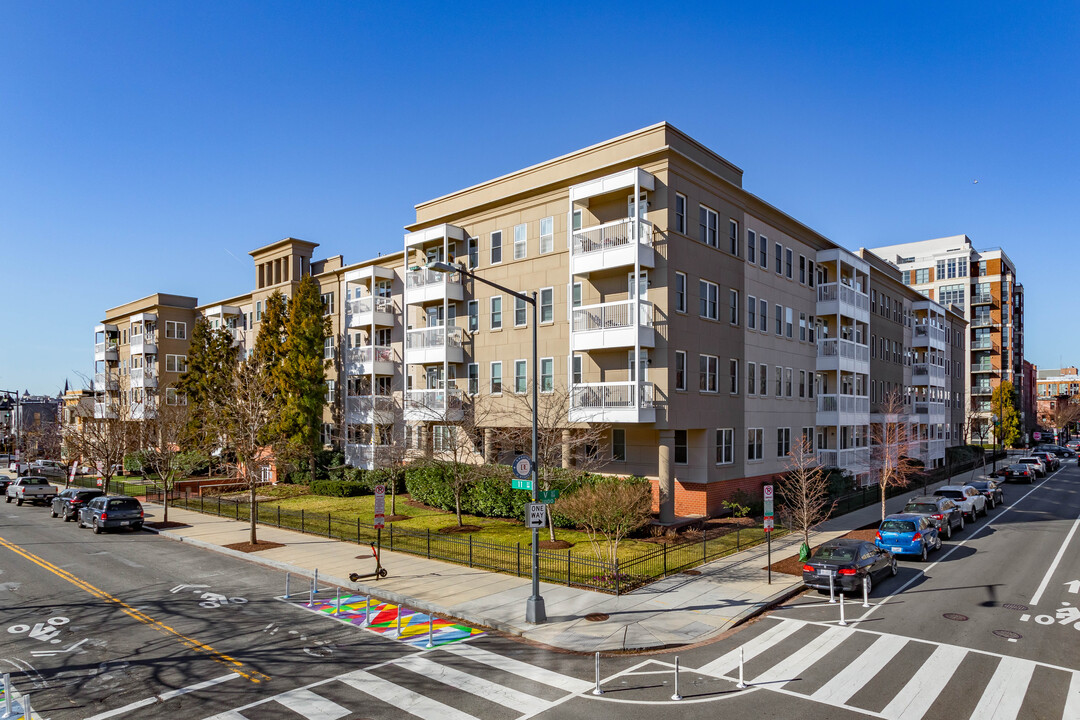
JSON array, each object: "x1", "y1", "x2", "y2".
[
  {"x1": 511, "y1": 479, "x2": 533, "y2": 491},
  {"x1": 538, "y1": 489, "x2": 560, "y2": 504}
]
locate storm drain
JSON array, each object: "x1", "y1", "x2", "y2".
[
  {"x1": 585, "y1": 613, "x2": 610, "y2": 622},
  {"x1": 683, "y1": 570, "x2": 702, "y2": 576},
  {"x1": 943, "y1": 613, "x2": 969, "y2": 621},
  {"x1": 1003, "y1": 603, "x2": 1029, "y2": 611},
  {"x1": 993, "y1": 630, "x2": 1023, "y2": 640}
]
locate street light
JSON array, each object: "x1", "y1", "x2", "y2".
[
  {"x1": 0, "y1": 390, "x2": 21, "y2": 473},
  {"x1": 420, "y1": 260, "x2": 546, "y2": 624},
  {"x1": 991, "y1": 414, "x2": 1000, "y2": 474}
]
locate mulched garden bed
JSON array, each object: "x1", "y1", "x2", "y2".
[
  {"x1": 768, "y1": 527, "x2": 880, "y2": 576},
  {"x1": 144, "y1": 521, "x2": 191, "y2": 530},
  {"x1": 641, "y1": 516, "x2": 757, "y2": 545},
  {"x1": 437, "y1": 524, "x2": 483, "y2": 534},
  {"x1": 224, "y1": 541, "x2": 286, "y2": 553},
  {"x1": 538, "y1": 540, "x2": 574, "y2": 550}
]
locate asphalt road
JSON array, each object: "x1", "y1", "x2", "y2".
[{"x1": 2, "y1": 464, "x2": 1078, "y2": 720}]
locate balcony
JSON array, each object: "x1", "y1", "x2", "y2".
[
  {"x1": 229, "y1": 327, "x2": 244, "y2": 347},
  {"x1": 911, "y1": 363, "x2": 946, "y2": 385},
  {"x1": 571, "y1": 300, "x2": 654, "y2": 352},
  {"x1": 129, "y1": 368, "x2": 158, "y2": 389},
  {"x1": 912, "y1": 323, "x2": 946, "y2": 349},
  {"x1": 568, "y1": 381, "x2": 655, "y2": 423},
  {"x1": 971, "y1": 338, "x2": 995, "y2": 351},
  {"x1": 347, "y1": 296, "x2": 395, "y2": 329},
  {"x1": 93, "y1": 402, "x2": 118, "y2": 419},
  {"x1": 130, "y1": 333, "x2": 158, "y2": 356},
  {"x1": 345, "y1": 394, "x2": 396, "y2": 425},
  {"x1": 94, "y1": 341, "x2": 118, "y2": 362},
  {"x1": 914, "y1": 400, "x2": 946, "y2": 421},
  {"x1": 970, "y1": 316, "x2": 995, "y2": 329},
  {"x1": 405, "y1": 268, "x2": 463, "y2": 306},
  {"x1": 345, "y1": 443, "x2": 392, "y2": 471},
  {"x1": 971, "y1": 385, "x2": 993, "y2": 397},
  {"x1": 404, "y1": 388, "x2": 464, "y2": 422},
  {"x1": 94, "y1": 373, "x2": 118, "y2": 391},
  {"x1": 816, "y1": 282, "x2": 870, "y2": 323},
  {"x1": 346, "y1": 345, "x2": 396, "y2": 376},
  {"x1": 925, "y1": 439, "x2": 946, "y2": 461},
  {"x1": 570, "y1": 219, "x2": 654, "y2": 276},
  {"x1": 816, "y1": 338, "x2": 870, "y2": 374},
  {"x1": 816, "y1": 394, "x2": 870, "y2": 426},
  {"x1": 971, "y1": 362, "x2": 994, "y2": 373},
  {"x1": 130, "y1": 401, "x2": 156, "y2": 421},
  {"x1": 971, "y1": 294, "x2": 994, "y2": 306},
  {"x1": 405, "y1": 326, "x2": 463, "y2": 365},
  {"x1": 816, "y1": 447, "x2": 870, "y2": 472}
]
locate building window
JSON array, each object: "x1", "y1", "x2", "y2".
[
  {"x1": 716, "y1": 428, "x2": 734, "y2": 465},
  {"x1": 674, "y1": 430, "x2": 688, "y2": 465},
  {"x1": 165, "y1": 321, "x2": 187, "y2": 340},
  {"x1": 540, "y1": 287, "x2": 554, "y2": 323},
  {"x1": 729, "y1": 290, "x2": 739, "y2": 325},
  {"x1": 699, "y1": 354, "x2": 719, "y2": 393},
  {"x1": 775, "y1": 304, "x2": 783, "y2": 335},
  {"x1": 747, "y1": 230, "x2": 756, "y2": 265},
  {"x1": 785, "y1": 367, "x2": 793, "y2": 397},
  {"x1": 433, "y1": 425, "x2": 452, "y2": 453},
  {"x1": 777, "y1": 428, "x2": 791, "y2": 458},
  {"x1": 759, "y1": 299, "x2": 767, "y2": 333},
  {"x1": 325, "y1": 379, "x2": 336, "y2": 403},
  {"x1": 775, "y1": 243, "x2": 783, "y2": 274},
  {"x1": 468, "y1": 300, "x2": 479, "y2": 332},
  {"x1": 748, "y1": 295, "x2": 756, "y2": 329},
  {"x1": 165, "y1": 354, "x2": 188, "y2": 373},
  {"x1": 747, "y1": 361, "x2": 756, "y2": 395},
  {"x1": 729, "y1": 358, "x2": 739, "y2": 394},
  {"x1": 759, "y1": 235, "x2": 768, "y2": 267},
  {"x1": 799, "y1": 312, "x2": 807, "y2": 341},
  {"x1": 699, "y1": 205, "x2": 718, "y2": 247},
  {"x1": 490, "y1": 362, "x2": 502, "y2": 394},
  {"x1": 799, "y1": 370, "x2": 806, "y2": 398},
  {"x1": 324, "y1": 336, "x2": 335, "y2": 360},
  {"x1": 540, "y1": 357, "x2": 553, "y2": 392},
  {"x1": 799, "y1": 255, "x2": 806, "y2": 284},
  {"x1": 515, "y1": 296, "x2": 527, "y2": 327},
  {"x1": 675, "y1": 350, "x2": 687, "y2": 391},
  {"x1": 699, "y1": 280, "x2": 719, "y2": 320},
  {"x1": 572, "y1": 354, "x2": 582, "y2": 385},
  {"x1": 729, "y1": 219, "x2": 739, "y2": 256},
  {"x1": 490, "y1": 296, "x2": 503, "y2": 330},
  {"x1": 808, "y1": 260, "x2": 815, "y2": 287},
  {"x1": 785, "y1": 307, "x2": 793, "y2": 338},
  {"x1": 468, "y1": 363, "x2": 479, "y2": 395},
  {"x1": 514, "y1": 223, "x2": 527, "y2": 260},
  {"x1": 490, "y1": 231, "x2": 503, "y2": 264},
  {"x1": 674, "y1": 193, "x2": 686, "y2": 234},
  {"x1": 612, "y1": 429, "x2": 626, "y2": 462},
  {"x1": 802, "y1": 427, "x2": 814, "y2": 451},
  {"x1": 514, "y1": 360, "x2": 527, "y2": 394},
  {"x1": 467, "y1": 237, "x2": 479, "y2": 268},
  {"x1": 760, "y1": 364, "x2": 768, "y2": 396},
  {"x1": 785, "y1": 248, "x2": 793, "y2": 279},
  {"x1": 776, "y1": 365, "x2": 783, "y2": 397},
  {"x1": 675, "y1": 272, "x2": 687, "y2": 313},
  {"x1": 914, "y1": 268, "x2": 929, "y2": 284},
  {"x1": 321, "y1": 292, "x2": 335, "y2": 315},
  {"x1": 539, "y1": 217, "x2": 554, "y2": 254},
  {"x1": 747, "y1": 428, "x2": 763, "y2": 461}
]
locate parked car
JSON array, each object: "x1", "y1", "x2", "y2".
[
  {"x1": 1002, "y1": 463, "x2": 1036, "y2": 484},
  {"x1": 1066, "y1": 439, "x2": 1080, "y2": 451},
  {"x1": 1035, "y1": 444, "x2": 1075, "y2": 459},
  {"x1": 29, "y1": 460, "x2": 68, "y2": 478},
  {"x1": 933, "y1": 485, "x2": 988, "y2": 521},
  {"x1": 802, "y1": 538, "x2": 896, "y2": 595},
  {"x1": 876, "y1": 514, "x2": 941, "y2": 561},
  {"x1": 5, "y1": 477, "x2": 57, "y2": 506},
  {"x1": 902, "y1": 495, "x2": 965, "y2": 538},
  {"x1": 77, "y1": 495, "x2": 144, "y2": 533},
  {"x1": 1032, "y1": 451, "x2": 1061, "y2": 471},
  {"x1": 967, "y1": 479, "x2": 1005, "y2": 508},
  {"x1": 8, "y1": 460, "x2": 28, "y2": 475},
  {"x1": 51, "y1": 488, "x2": 105, "y2": 521},
  {"x1": 1016, "y1": 456, "x2": 1047, "y2": 477},
  {"x1": 0, "y1": 476, "x2": 12, "y2": 495}
]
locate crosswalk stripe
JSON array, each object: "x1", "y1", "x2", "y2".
[
  {"x1": 969, "y1": 656, "x2": 1036, "y2": 720},
  {"x1": 272, "y1": 688, "x2": 351, "y2": 720},
  {"x1": 697, "y1": 619, "x2": 807, "y2": 677},
  {"x1": 199, "y1": 712, "x2": 247, "y2": 720},
  {"x1": 750, "y1": 625, "x2": 849, "y2": 686},
  {"x1": 1064, "y1": 671, "x2": 1080, "y2": 719},
  {"x1": 809, "y1": 633, "x2": 908, "y2": 706},
  {"x1": 396, "y1": 655, "x2": 538, "y2": 712},
  {"x1": 879, "y1": 644, "x2": 967, "y2": 720},
  {"x1": 440, "y1": 642, "x2": 592, "y2": 693},
  {"x1": 338, "y1": 669, "x2": 478, "y2": 720}
]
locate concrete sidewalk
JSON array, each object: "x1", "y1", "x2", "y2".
[{"x1": 141, "y1": 462, "x2": 994, "y2": 652}]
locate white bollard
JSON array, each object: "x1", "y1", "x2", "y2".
[
  {"x1": 670, "y1": 656, "x2": 682, "y2": 701},
  {"x1": 335, "y1": 587, "x2": 340, "y2": 616},
  {"x1": 4, "y1": 672, "x2": 11, "y2": 716},
  {"x1": 839, "y1": 591, "x2": 847, "y2": 626},
  {"x1": 426, "y1": 616, "x2": 434, "y2": 648},
  {"x1": 284, "y1": 572, "x2": 291, "y2": 600},
  {"x1": 23, "y1": 693, "x2": 29, "y2": 720},
  {"x1": 396, "y1": 607, "x2": 402, "y2": 636},
  {"x1": 592, "y1": 652, "x2": 604, "y2": 695},
  {"x1": 736, "y1": 647, "x2": 746, "y2": 689},
  {"x1": 308, "y1": 583, "x2": 314, "y2": 608},
  {"x1": 829, "y1": 573, "x2": 836, "y2": 603},
  {"x1": 313, "y1": 568, "x2": 319, "y2": 595},
  {"x1": 862, "y1": 576, "x2": 870, "y2": 608},
  {"x1": 365, "y1": 597, "x2": 372, "y2": 625}
]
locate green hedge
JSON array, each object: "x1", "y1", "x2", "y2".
[
  {"x1": 309, "y1": 479, "x2": 370, "y2": 497},
  {"x1": 946, "y1": 444, "x2": 985, "y2": 464}
]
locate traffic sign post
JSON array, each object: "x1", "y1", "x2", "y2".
[
  {"x1": 538, "y1": 489, "x2": 560, "y2": 504},
  {"x1": 373, "y1": 484, "x2": 385, "y2": 529},
  {"x1": 526, "y1": 503, "x2": 546, "y2": 529},
  {"x1": 511, "y1": 479, "x2": 533, "y2": 491},
  {"x1": 512, "y1": 454, "x2": 533, "y2": 479},
  {"x1": 764, "y1": 485, "x2": 774, "y2": 584}
]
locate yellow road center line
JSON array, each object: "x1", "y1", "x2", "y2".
[{"x1": 0, "y1": 535, "x2": 269, "y2": 683}]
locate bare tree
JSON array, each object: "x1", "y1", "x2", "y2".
[
  {"x1": 553, "y1": 479, "x2": 652, "y2": 567},
  {"x1": 23, "y1": 417, "x2": 62, "y2": 464},
  {"x1": 427, "y1": 394, "x2": 491, "y2": 528},
  {"x1": 871, "y1": 390, "x2": 921, "y2": 520},
  {"x1": 221, "y1": 359, "x2": 281, "y2": 544},
  {"x1": 138, "y1": 387, "x2": 189, "y2": 524},
  {"x1": 65, "y1": 374, "x2": 133, "y2": 496},
  {"x1": 1051, "y1": 396, "x2": 1080, "y2": 437},
  {"x1": 778, "y1": 436, "x2": 834, "y2": 548}
]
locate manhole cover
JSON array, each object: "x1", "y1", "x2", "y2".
[
  {"x1": 993, "y1": 629, "x2": 1022, "y2": 640},
  {"x1": 585, "y1": 613, "x2": 610, "y2": 622},
  {"x1": 683, "y1": 570, "x2": 702, "y2": 576},
  {"x1": 943, "y1": 613, "x2": 969, "y2": 621},
  {"x1": 1003, "y1": 603, "x2": 1029, "y2": 611}
]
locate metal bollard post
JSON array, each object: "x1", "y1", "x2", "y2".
[
  {"x1": 862, "y1": 576, "x2": 870, "y2": 608},
  {"x1": 23, "y1": 693, "x2": 30, "y2": 720},
  {"x1": 426, "y1": 615, "x2": 434, "y2": 648},
  {"x1": 335, "y1": 587, "x2": 340, "y2": 616},
  {"x1": 365, "y1": 597, "x2": 371, "y2": 626},
  {"x1": 313, "y1": 568, "x2": 319, "y2": 595},
  {"x1": 670, "y1": 656, "x2": 682, "y2": 701},
  {"x1": 736, "y1": 647, "x2": 746, "y2": 689},
  {"x1": 4, "y1": 672, "x2": 12, "y2": 716},
  {"x1": 308, "y1": 582, "x2": 314, "y2": 608},
  {"x1": 829, "y1": 573, "x2": 836, "y2": 603},
  {"x1": 396, "y1": 606, "x2": 402, "y2": 636},
  {"x1": 284, "y1": 572, "x2": 290, "y2": 600},
  {"x1": 839, "y1": 591, "x2": 847, "y2": 626},
  {"x1": 592, "y1": 652, "x2": 604, "y2": 695}
]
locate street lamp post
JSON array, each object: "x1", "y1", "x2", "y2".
[
  {"x1": 422, "y1": 261, "x2": 546, "y2": 624},
  {"x1": 991, "y1": 414, "x2": 1000, "y2": 474},
  {"x1": 0, "y1": 390, "x2": 20, "y2": 474}
]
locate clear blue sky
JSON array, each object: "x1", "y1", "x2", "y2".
[{"x1": 2, "y1": 1, "x2": 1077, "y2": 395}]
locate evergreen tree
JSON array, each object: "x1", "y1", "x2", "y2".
[
  {"x1": 177, "y1": 318, "x2": 239, "y2": 457},
  {"x1": 278, "y1": 275, "x2": 331, "y2": 483},
  {"x1": 991, "y1": 381, "x2": 1021, "y2": 448},
  {"x1": 252, "y1": 291, "x2": 289, "y2": 444}
]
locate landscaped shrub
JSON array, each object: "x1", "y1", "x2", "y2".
[
  {"x1": 309, "y1": 479, "x2": 370, "y2": 497},
  {"x1": 946, "y1": 444, "x2": 984, "y2": 464},
  {"x1": 365, "y1": 467, "x2": 405, "y2": 493}
]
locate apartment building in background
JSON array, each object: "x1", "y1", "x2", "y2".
[
  {"x1": 870, "y1": 236, "x2": 1024, "y2": 443},
  {"x1": 1036, "y1": 366, "x2": 1080, "y2": 436},
  {"x1": 87, "y1": 123, "x2": 970, "y2": 517}
]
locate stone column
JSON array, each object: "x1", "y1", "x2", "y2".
[
  {"x1": 484, "y1": 428, "x2": 494, "y2": 462},
  {"x1": 658, "y1": 430, "x2": 676, "y2": 523},
  {"x1": 420, "y1": 425, "x2": 431, "y2": 458},
  {"x1": 561, "y1": 429, "x2": 572, "y2": 469}
]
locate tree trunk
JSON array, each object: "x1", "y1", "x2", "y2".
[
  {"x1": 455, "y1": 484, "x2": 463, "y2": 526},
  {"x1": 880, "y1": 479, "x2": 887, "y2": 521},
  {"x1": 309, "y1": 448, "x2": 316, "y2": 486},
  {"x1": 164, "y1": 482, "x2": 169, "y2": 524},
  {"x1": 250, "y1": 481, "x2": 258, "y2": 544}
]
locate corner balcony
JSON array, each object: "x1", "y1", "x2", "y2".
[
  {"x1": 345, "y1": 443, "x2": 391, "y2": 471},
  {"x1": 94, "y1": 342, "x2": 118, "y2": 362},
  {"x1": 571, "y1": 300, "x2": 654, "y2": 352},
  {"x1": 94, "y1": 373, "x2": 118, "y2": 391},
  {"x1": 971, "y1": 385, "x2": 993, "y2": 397},
  {"x1": 229, "y1": 327, "x2": 245, "y2": 347},
  {"x1": 404, "y1": 388, "x2": 464, "y2": 422},
  {"x1": 914, "y1": 400, "x2": 946, "y2": 422},
  {"x1": 971, "y1": 362, "x2": 994, "y2": 373},
  {"x1": 568, "y1": 382, "x2": 655, "y2": 423},
  {"x1": 912, "y1": 323, "x2": 946, "y2": 349},
  {"x1": 970, "y1": 316, "x2": 995, "y2": 329},
  {"x1": 346, "y1": 345, "x2": 396, "y2": 377},
  {"x1": 130, "y1": 333, "x2": 158, "y2": 356},
  {"x1": 346, "y1": 394, "x2": 396, "y2": 425},
  {"x1": 130, "y1": 401, "x2": 156, "y2": 420},
  {"x1": 347, "y1": 296, "x2": 395, "y2": 329},
  {"x1": 911, "y1": 363, "x2": 946, "y2": 386},
  {"x1": 405, "y1": 268, "x2": 463, "y2": 306},
  {"x1": 816, "y1": 282, "x2": 869, "y2": 323},
  {"x1": 405, "y1": 326, "x2": 463, "y2": 365},
  {"x1": 129, "y1": 368, "x2": 158, "y2": 389},
  {"x1": 971, "y1": 293, "x2": 994, "y2": 306},
  {"x1": 816, "y1": 447, "x2": 870, "y2": 472},
  {"x1": 816, "y1": 338, "x2": 870, "y2": 374},
  {"x1": 816, "y1": 394, "x2": 870, "y2": 427},
  {"x1": 94, "y1": 402, "x2": 118, "y2": 419},
  {"x1": 570, "y1": 219, "x2": 654, "y2": 276},
  {"x1": 971, "y1": 338, "x2": 995, "y2": 351}
]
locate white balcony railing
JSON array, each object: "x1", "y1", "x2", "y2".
[
  {"x1": 817, "y1": 447, "x2": 870, "y2": 470},
  {"x1": 93, "y1": 402, "x2": 118, "y2": 419},
  {"x1": 345, "y1": 443, "x2": 391, "y2": 470},
  {"x1": 816, "y1": 394, "x2": 870, "y2": 415},
  {"x1": 406, "y1": 326, "x2": 463, "y2": 351},
  {"x1": 913, "y1": 323, "x2": 946, "y2": 345},
  {"x1": 572, "y1": 299, "x2": 653, "y2": 333},
  {"x1": 816, "y1": 282, "x2": 870, "y2": 313},
  {"x1": 914, "y1": 400, "x2": 946, "y2": 417},
  {"x1": 347, "y1": 345, "x2": 394, "y2": 365},
  {"x1": 570, "y1": 381, "x2": 654, "y2": 415},
  {"x1": 404, "y1": 388, "x2": 464, "y2": 420},
  {"x1": 130, "y1": 367, "x2": 158, "y2": 387},
  {"x1": 347, "y1": 296, "x2": 393, "y2": 316},
  {"x1": 94, "y1": 341, "x2": 118, "y2": 357},
  {"x1": 572, "y1": 218, "x2": 653, "y2": 255},
  {"x1": 346, "y1": 394, "x2": 395, "y2": 424},
  {"x1": 94, "y1": 373, "x2": 118, "y2": 390},
  {"x1": 912, "y1": 363, "x2": 946, "y2": 382},
  {"x1": 816, "y1": 338, "x2": 870, "y2": 363}
]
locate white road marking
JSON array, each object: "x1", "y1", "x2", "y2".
[
  {"x1": 750, "y1": 625, "x2": 848, "y2": 686},
  {"x1": 1030, "y1": 508, "x2": 1080, "y2": 605},
  {"x1": 969, "y1": 656, "x2": 1036, "y2": 720},
  {"x1": 1064, "y1": 671, "x2": 1080, "y2": 719},
  {"x1": 397, "y1": 655, "x2": 538, "y2": 712},
  {"x1": 441, "y1": 642, "x2": 592, "y2": 693},
  {"x1": 273, "y1": 688, "x2": 351, "y2": 720},
  {"x1": 809, "y1": 633, "x2": 907, "y2": 705},
  {"x1": 878, "y1": 644, "x2": 966, "y2": 720},
  {"x1": 85, "y1": 672, "x2": 240, "y2": 719},
  {"x1": 337, "y1": 669, "x2": 476, "y2": 720},
  {"x1": 697, "y1": 619, "x2": 806, "y2": 677}
]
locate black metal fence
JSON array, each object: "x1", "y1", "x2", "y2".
[
  {"x1": 145, "y1": 488, "x2": 781, "y2": 594},
  {"x1": 64, "y1": 474, "x2": 155, "y2": 498}
]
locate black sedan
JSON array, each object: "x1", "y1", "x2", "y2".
[
  {"x1": 1002, "y1": 463, "x2": 1036, "y2": 484},
  {"x1": 968, "y1": 479, "x2": 1004, "y2": 507},
  {"x1": 802, "y1": 538, "x2": 896, "y2": 595},
  {"x1": 1034, "y1": 444, "x2": 1076, "y2": 459},
  {"x1": 50, "y1": 488, "x2": 104, "y2": 521}
]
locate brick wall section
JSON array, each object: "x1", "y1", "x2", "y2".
[{"x1": 649, "y1": 472, "x2": 781, "y2": 517}]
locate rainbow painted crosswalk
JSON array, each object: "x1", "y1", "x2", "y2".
[{"x1": 293, "y1": 594, "x2": 485, "y2": 648}]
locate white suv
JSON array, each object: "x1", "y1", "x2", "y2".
[
  {"x1": 1016, "y1": 456, "x2": 1047, "y2": 478},
  {"x1": 933, "y1": 485, "x2": 988, "y2": 522}
]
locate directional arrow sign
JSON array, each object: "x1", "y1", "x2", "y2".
[{"x1": 1065, "y1": 580, "x2": 1080, "y2": 594}]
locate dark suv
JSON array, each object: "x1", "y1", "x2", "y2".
[
  {"x1": 1034, "y1": 444, "x2": 1076, "y2": 459},
  {"x1": 902, "y1": 495, "x2": 964, "y2": 539},
  {"x1": 51, "y1": 488, "x2": 105, "y2": 522},
  {"x1": 78, "y1": 496, "x2": 144, "y2": 533}
]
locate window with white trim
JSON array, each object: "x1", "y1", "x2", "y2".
[
  {"x1": 540, "y1": 287, "x2": 553, "y2": 323},
  {"x1": 675, "y1": 272, "x2": 687, "y2": 313},
  {"x1": 514, "y1": 223, "x2": 527, "y2": 260},
  {"x1": 490, "y1": 296, "x2": 502, "y2": 330},
  {"x1": 165, "y1": 354, "x2": 188, "y2": 373},
  {"x1": 699, "y1": 354, "x2": 718, "y2": 393},
  {"x1": 540, "y1": 357, "x2": 553, "y2": 392},
  {"x1": 747, "y1": 361, "x2": 756, "y2": 395},
  {"x1": 490, "y1": 362, "x2": 502, "y2": 394},
  {"x1": 729, "y1": 358, "x2": 739, "y2": 394},
  {"x1": 539, "y1": 217, "x2": 553, "y2": 254},
  {"x1": 490, "y1": 231, "x2": 503, "y2": 264},
  {"x1": 324, "y1": 336, "x2": 335, "y2": 360},
  {"x1": 699, "y1": 280, "x2": 719, "y2": 320},
  {"x1": 747, "y1": 428, "x2": 763, "y2": 461},
  {"x1": 729, "y1": 290, "x2": 739, "y2": 325},
  {"x1": 468, "y1": 363, "x2": 479, "y2": 395},
  {"x1": 759, "y1": 235, "x2": 768, "y2": 267},
  {"x1": 165, "y1": 321, "x2": 187, "y2": 339},
  {"x1": 675, "y1": 350, "x2": 687, "y2": 391},
  {"x1": 716, "y1": 428, "x2": 734, "y2": 465},
  {"x1": 748, "y1": 295, "x2": 756, "y2": 329},
  {"x1": 467, "y1": 237, "x2": 479, "y2": 268},
  {"x1": 468, "y1": 300, "x2": 479, "y2": 332},
  {"x1": 777, "y1": 427, "x2": 791, "y2": 458},
  {"x1": 785, "y1": 248, "x2": 793, "y2": 279},
  {"x1": 325, "y1": 379, "x2": 336, "y2": 403},
  {"x1": 776, "y1": 365, "x2": 783, "y2": 396},
  {"x1": 747, "y1": 230, "x2": 756, "y2": 265},
  {"x1": 775, "y1": 304, "x2": 783, "y2": 335},
  {"x1": 729, "y1": 219, "x2": 739, "y2": 256},
  {"x1": 514, "y1": 360, "x2": 527, "y2": 394},
  {"x1": 674, "y1": 193, "x2": 686, "y2": 234},
  {"x1": 760, "y1": 364, "x2": 768, "y2": 396},
  {"x1": 515, "y1": 296, "x2": 527, "y2": 327},
  {"x1": 699, "y1": 205, "x2": 718, "y2": 247},
  {"x1": 785, "y1": 367, "x2": 793, "y2": 397}
]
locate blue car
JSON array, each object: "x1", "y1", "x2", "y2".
[{"x1": 875, "y1": 513, "x2": 940, "y2": 562}]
